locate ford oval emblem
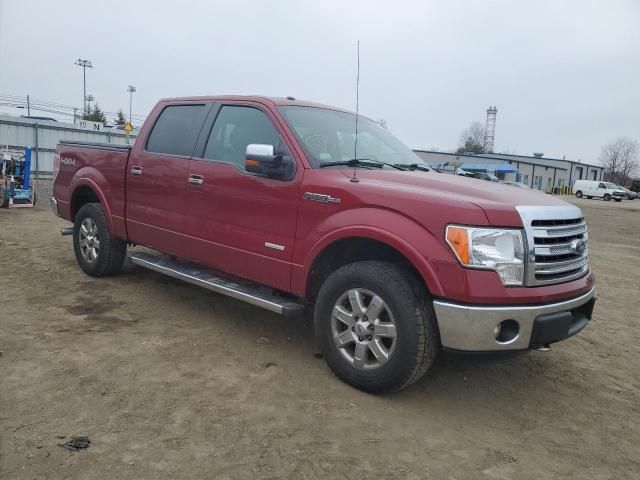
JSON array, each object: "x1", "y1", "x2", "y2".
[{"x1": 571, "y1": 239, "x2": 586, "y2": 255}]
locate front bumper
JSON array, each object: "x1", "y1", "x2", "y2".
[
  {"x1": 50, "y1": 196, "x2": 59, "y2": 216},
  {"x1": 433, "y1": 287, "x2": 596, "y2": 351}
]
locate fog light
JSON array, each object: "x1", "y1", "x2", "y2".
[{"x1": 494, "y1": 319, "x2": 519, "y2": 344}]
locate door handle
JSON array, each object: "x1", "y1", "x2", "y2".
[
  {"x1": 187, "y1": 175, "x2": 204, "y2": 185},
  {"x1": 130, "y1": 166, "x2": 143, "y2": 176}
]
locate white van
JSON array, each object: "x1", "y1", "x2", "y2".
[{"x1": 573, "y1": 180, "x2": 625, "y2": 202}]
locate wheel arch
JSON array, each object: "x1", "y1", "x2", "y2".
[
  {"x1": 304, "y1": 228, "x2": 445, "y2": 302},
  {"x1": 69, "y1": 179, "x2": 113, "y2": 231}
]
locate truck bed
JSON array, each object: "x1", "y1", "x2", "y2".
[{"x1": 53, "y1": 140, "x2": 132, "y2": 239}]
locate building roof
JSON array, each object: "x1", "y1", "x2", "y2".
[
  {"x1": 413, "y1": 149, "x2": 601, "y2": 168},
  {"x1": 461, "y1": 163, "x2": 519, "y2": 173}
]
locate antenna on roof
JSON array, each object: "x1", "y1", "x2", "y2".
[{"x1": 350, "y1": 40, "x2": 361, "y2": 183}]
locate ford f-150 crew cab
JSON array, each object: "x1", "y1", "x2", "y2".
[{"x1": 51, "y1": 96, "x2": 596, "y2": 392}]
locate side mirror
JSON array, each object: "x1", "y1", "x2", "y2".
[{"x1": 245, "y1": 144, "x2": 295, "y2": 180}]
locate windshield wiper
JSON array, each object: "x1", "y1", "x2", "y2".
[
  {"x1": 393, "y1": 163, "x2": 431, "y2": 172},
  {"x1": 319, "y1": 158, "x2": 382, "y2": 169},
  {"x1": 319, "y1": 158, "x2": 405, "y2": 170}
]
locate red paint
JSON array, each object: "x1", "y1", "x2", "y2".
[{"x1": 54, "y1": 95, "x2": 593, "y2": 305}]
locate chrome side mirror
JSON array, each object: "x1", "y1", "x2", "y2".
[{"x1": 245, "y1": 144, "x2": 295, "y2": 180}]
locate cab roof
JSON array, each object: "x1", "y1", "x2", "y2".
[{"x1": 157, "y1": 95, "x2": 354, "y2": 114}]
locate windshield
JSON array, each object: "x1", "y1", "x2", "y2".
[
  {"x1": 605, "y1": 182, "x2": 618, "y2": 189},
  {"x1": 278, "y1": 106, "x2": 426, "y2": 168}
]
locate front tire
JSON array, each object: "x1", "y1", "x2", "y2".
[
  {"x1": 314, "y1": 261, "x2": 439, "y2": 393},
  {"x1": 604, "y1": 194, "x2": 611, "y2": 201},
  {"x1": 73, "y1": 203, "x2": 127, "y2": 277},
  {"x1": 575, "y1": 190, "x2": 583, "y2": 198}
]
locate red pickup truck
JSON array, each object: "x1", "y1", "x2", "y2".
[{"x1": 51, "y1": 96, "x2": 595, "y2": 392}]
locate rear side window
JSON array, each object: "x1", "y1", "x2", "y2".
[
  {"x1": 146, "y1": 105, "x2": 207, "y2": 156},
  {"x1": 203, "y1": 106, "x2": 281, "y2": 169}
]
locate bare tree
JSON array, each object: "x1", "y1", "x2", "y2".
[
  {"x1": 599, "y1": 136, "x2": 639, "y2": 184},
  {"x1": 457, "y1": 121, "x2": 487, "y2": 154}
]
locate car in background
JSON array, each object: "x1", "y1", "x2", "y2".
[
  {"x1": 630, "y1": 180, "x2": 640, "y2": 194},
  {"x1": 456, "y1": 168, "x2": 474, "y2": 177},
  {"x1": 503, "y1": 181, "x2": 531, "y2": 189},
  {"x1": 474, "y1": 172, "x2": 500, "y2": 182},
  {"x1": 573, "y1": 180, "x2": 625, "y2": 202},
  {"x1": 619, "y1": 186, "x2": 638, "y2": 199}
]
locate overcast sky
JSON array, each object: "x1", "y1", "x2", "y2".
[{"x1": 1, "y1": 0, "x2": 638, "y2": 163}]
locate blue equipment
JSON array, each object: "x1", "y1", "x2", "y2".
[{"x1": 1, "y1": 147, "x2": 36, "y2": 208}]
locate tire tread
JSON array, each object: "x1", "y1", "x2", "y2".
[
  {"x1": 315, "y1": 261, "x2": 439, "y2": 393},
  {"x1": 74, "y1": 203, "x2": 126, "y2": 277}
]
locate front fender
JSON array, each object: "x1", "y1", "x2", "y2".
[{"x1": 293, "y1": 207, "x2": 453, "y2": 298}]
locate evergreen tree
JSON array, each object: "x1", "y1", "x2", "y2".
[
  {"x1": 83, "y1": 103, "x2": 107, "y2": 124},
  {"x1": 114, "y1": 109, "x2": 127, "y2": 126}
]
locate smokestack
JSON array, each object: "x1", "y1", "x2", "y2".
[{"x1": 485, "y1": 106, "x2": 498, "y2": 153}]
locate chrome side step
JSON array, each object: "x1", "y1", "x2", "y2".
[{"x1": 130, "y1": 252, "x2": 305, "y2": 318}]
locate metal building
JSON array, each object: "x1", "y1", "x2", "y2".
[
  {"x1": 0, "y1": 115, "x2": 136, "y2": 175},
  {"x1": 414, "y1": 150, "x2": 603, "y2": 193}
]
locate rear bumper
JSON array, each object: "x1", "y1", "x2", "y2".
[
  {"x1": 50, "y1": 196, "x2": 60, "y2": 216},
  {"x1": 433, "y1": 288, "x2": 596, "y2": 351}
]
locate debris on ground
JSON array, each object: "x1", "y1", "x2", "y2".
[{"x1": 57, "y1": 436, "x2": 91, "y2": 452}]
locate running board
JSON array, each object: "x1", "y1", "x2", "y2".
[{"x1": 130, "y1": 252, "x2": 305, "y2": 318}]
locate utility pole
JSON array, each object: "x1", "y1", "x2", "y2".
[
  {"x1": 127, "y1": 85, "x2": 136, "y2": 125},
  {"x1": 26, "y1": 95, "x2": 31, "y2": 116},
  {"x1": 74, "y1": 58, "x2": 93, "y2": 115}
]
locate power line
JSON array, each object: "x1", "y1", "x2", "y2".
[{"x1": 0, "y1": 93, "x2": 148, "y2": 121}]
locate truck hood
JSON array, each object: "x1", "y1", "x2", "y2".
[{"x1": 340, "y1": 169, "x2": 571, "y2": 226}]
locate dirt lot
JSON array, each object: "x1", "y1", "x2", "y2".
[{"x1": 1, "y1": 196, "x2": 639, "y2": 479}]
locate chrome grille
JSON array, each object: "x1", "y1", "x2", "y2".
[{"x1": 516, "y1": 206, "x2": 590, "y2": 286}]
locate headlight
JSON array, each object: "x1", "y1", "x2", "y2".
[{"x1": 446, "y1": 225, "x2": 525, "y2": 286}]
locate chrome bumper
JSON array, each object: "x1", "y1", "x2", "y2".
[
  {"x1": 50, "y1": 196, "x2": 59, "y2": 216},
  {"x1": 433, "y1": 288, "x2": 596, "y2": 351}
]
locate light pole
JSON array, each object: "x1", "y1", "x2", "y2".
[
  {"x1": 74, "y1": 58, "x2": 93, "y2": 115},
  {"x1": 127, "y1": 85, "x2": 136, "y2": 125}
]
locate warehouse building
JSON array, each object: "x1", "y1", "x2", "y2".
[
  {"x1": 413, "y1": 150, "x2": 604, "y2": 193},
  {"x1": 0, "y1": 114, "x2": 136, "y2": 175}
]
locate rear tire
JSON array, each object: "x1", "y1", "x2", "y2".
[
  {"x1": 73, "y1": 203, "x2": 127, "y2": 277},
  {"x1": 604, "y1": 194, "x2": 611, "y2": 201},
  {"x1": 314, "y1": 261, "x2": 439, "y2": 393},
  {"x1": 575, "y1": 191, "x2": 583, "y2": 198}
]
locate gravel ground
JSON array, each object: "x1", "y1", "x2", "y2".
[{"x1": 1, "y1": 196, "x2": 639, "y2": 479}]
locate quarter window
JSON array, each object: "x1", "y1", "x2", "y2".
[
  {"x1": 204, "y1": 106, "x2": 281, "y2": 169},
  {"x1": 146, "y1": 105, "x2": 207, "y2": 156}
]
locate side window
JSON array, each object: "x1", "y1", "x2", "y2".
[
  {"x1": 146, "y1": 105, "x2": 207, "y2": 156},
  {"x1": 598, "y1": 183, "x2": 606, "y2": 189},
  {"x1": 203, "y1": 106, "x2": 281, "y2": 168}
]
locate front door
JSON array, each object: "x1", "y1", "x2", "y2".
[
  {"x1": 126, "y1": 103, "x2": 209, "y2": 255},
  {"x1": 182, "y1": 103, "x2": 302, "y2": 291}
]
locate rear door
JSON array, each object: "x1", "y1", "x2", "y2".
[
  {"x1": 182, "y1": 102, "x2": 303, "y2": 291},
  {"x1": 126, "y1": 102, "x2": 209, "y2": 255}
]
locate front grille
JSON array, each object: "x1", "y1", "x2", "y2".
[{"x1": 516, "y1": 206, "x2": 590, "y2": 286}]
